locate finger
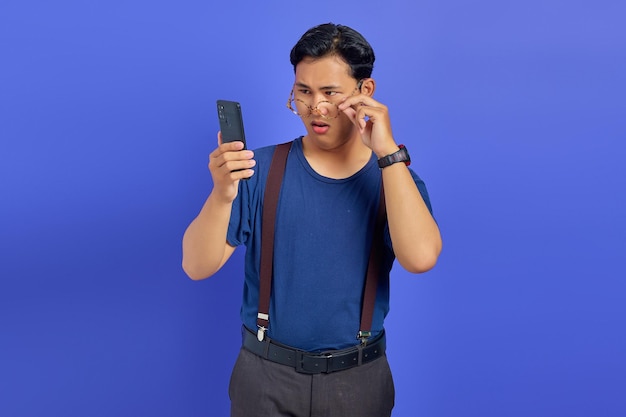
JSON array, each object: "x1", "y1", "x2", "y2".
[
  {"x1": 338, "y1": 94, "x2": 378, "y2": 111},
  {"x1": 217, "y1": 131, "x2": 246, "y2": 150},
  {"x1": 340, "y1": 105, "x2": 359, "y2": 126},
  {"x1": 209, "y1": 146, "x2": 253, "y2": 171},
  {"x1": 226, "y1": 168, "x2": 256, "y2": 182},
  {"x1": 222, "y1": 157, "x2": 257, "y2": 173},
  {"x1": 354, "y1": 106, "x2": 383, "y2": 130},
  {"x1": 221, "y1": 140, "x2": 245, "y2": 151}
]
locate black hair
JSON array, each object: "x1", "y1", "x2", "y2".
[{"x1": 289, "y1": 23, "x2": 375, "y2": 80}]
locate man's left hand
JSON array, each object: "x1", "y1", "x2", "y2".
[{"x1": 338, "y1": 95, "x2": 399, "y2": 157}]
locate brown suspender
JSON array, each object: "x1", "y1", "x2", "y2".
[
  {"x1": 256, "y1": 141, "x2": 292, "y2": 342},
  {"x1": 358, "y1": 185, "x2": 386, "y2": 342},
  {"x1": 256, "y1": 141, "x2": 387, "y2": 345}
]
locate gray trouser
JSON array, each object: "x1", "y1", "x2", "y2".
[{"x1": 229, "y1": 347, "x2": 395, "y2": 417}]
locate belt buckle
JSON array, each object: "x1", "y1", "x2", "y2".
[{"x1": 295, "y1": 351, "x2": 331, "y2": 374}]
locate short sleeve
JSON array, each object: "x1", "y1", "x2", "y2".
[{"x1": 226, "y1": 181, "x2": 251, "y2": 247}]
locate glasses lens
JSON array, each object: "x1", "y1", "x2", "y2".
[{"x1": 287, "y1": 96, "x2": 341, "y2": 119}]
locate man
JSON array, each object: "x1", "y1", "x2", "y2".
[{"x1": 182, "y1": 23, "x2": 442, "y2": 417}]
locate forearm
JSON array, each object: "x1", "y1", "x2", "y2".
[
  {"x1": 381, "y1": 163, "x2": 442, "y2": 273},
  {"x1": 182, "y1": 193, "x2": 234, "y2": 280}
]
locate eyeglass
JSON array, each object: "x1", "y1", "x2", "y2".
[{"x1": 286, "y1": 81, "x2": 363, "y2": 120}]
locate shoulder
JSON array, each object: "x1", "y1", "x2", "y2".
[
  {"x1": 252, "y1": 144, "x2": 279, "y2": 166},
  {"x1": 253, "y1": 138, "x2": 298, "y2": 162},
  {"x1": 241, "y1": 138, "x2": 299, "y2": 193}
]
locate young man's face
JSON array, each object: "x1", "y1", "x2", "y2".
[{"x1": 292, "y1": 55, "x2": 362, "y2": 150}]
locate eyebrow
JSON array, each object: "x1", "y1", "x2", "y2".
[{"x1": 294, "y1": 82, "x2": 341, "y2": 90}]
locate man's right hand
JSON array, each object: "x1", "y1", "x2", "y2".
[
  {"x1": 182, "y1": 132, "x2": 253, "y2": 280},
  {"x1": 208, "y1": 132, "x2": 256, "y2": 203}
]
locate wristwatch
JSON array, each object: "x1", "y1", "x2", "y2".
[{"x1": 377, "y1": 145, "x2": 411, "y2": 168}]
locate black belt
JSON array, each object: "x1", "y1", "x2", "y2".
[{"x1": 241, "y1": 326, "x2": 386, "y2": 374}]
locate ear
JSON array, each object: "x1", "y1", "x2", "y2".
[{"x1": 359, "y1": 78, "x2": 376, "y2": 97}]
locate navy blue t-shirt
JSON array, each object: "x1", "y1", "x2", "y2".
[{"x1": 227, "y1": 137, "x2": 433, "y2": 351}]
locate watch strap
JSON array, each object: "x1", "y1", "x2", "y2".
[{"x1": 377, "y1": 145, "x2": 411, "y2": 168}]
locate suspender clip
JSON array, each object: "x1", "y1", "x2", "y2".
[
  {"x1": 357, "y1": 330, "x2": 371, "y2": 345},
  {"x1": 257, "y1": 325, "x2": 267, "y2": 342}
]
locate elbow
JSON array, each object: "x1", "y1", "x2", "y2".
[
  {"x1": 181, "y1": 259, "x2": 214, "y2": 281},
  {"x1": 402, "y1": 256, "x2": 438, "y2": 274},
  {"x1": 399, "y1": 244, "x2": 442, "y2": 274},
  {"x1": 182, "y1": 244, "x2": 232, "y2": 281}
]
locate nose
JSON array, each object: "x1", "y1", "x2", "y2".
[{"x1": 312, "y1": 103, "x2": 331, "y2": 117}]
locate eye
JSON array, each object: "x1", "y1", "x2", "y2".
[
  {"x1": 298, "y1": 89, "x2": 311, "y2": 95},
  {"x1": 325, "y1": 91, "x2": 338, "y2": 97}
]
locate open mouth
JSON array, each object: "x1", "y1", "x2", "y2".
[{"x1": 311, "y1": 120, "x2": 330, "y2": 134}]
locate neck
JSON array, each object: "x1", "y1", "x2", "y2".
[{"x1": 301, "y1": 135, "x2": 373, "y2": 179}]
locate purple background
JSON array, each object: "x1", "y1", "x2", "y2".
[{"x1": 1, "y1": 1, "x2": 625, "y2": 416}]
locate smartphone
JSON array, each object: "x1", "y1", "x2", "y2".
[{"x1": 216, "y1": 99, "x2": 247, "y2": 149}]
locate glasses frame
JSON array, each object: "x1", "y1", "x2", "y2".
[{"x1": 286, "y1": 80, "x2": 363, "y2": 120}]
